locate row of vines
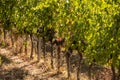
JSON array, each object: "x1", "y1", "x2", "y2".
[{"x1": 0, "y1": 0, "x2": 120, "y2": 80}]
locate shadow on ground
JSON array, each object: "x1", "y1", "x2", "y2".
[
  {"x1": 0, "y1": 54, "x2": 11, "y2": 64},
  {"x1": 69, "y1": 53, "x2": 112, "y2": 80},
  {"x1": 0, "y1": 67, "x2": 28, "y2": 80}
]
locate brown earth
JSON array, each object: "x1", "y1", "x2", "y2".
[{"x1": 0, "y1": 46, "x2": 113, "y2": 80}]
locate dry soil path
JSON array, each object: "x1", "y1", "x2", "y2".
[{"x1": 0, "y1": 48, "x2": 67, "y2": 80}]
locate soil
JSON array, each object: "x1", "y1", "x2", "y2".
[{"x1": 0, "y1": 46, "x2": 112, "y2": 80}]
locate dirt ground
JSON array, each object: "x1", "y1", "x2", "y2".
[
  {"x1": 0, "y1": 46, "x2": 113, "y2": 80},
  {"x1": 0, "y1": 47, "x2": 66, "y2": 80}
]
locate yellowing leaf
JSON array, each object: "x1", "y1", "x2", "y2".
[
  {"x1": 118, "y1": 55, "x2": 120, "y2": 60},
  {"x1": 66, "y1": 19, "x2": 69, "y2": 24}
]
